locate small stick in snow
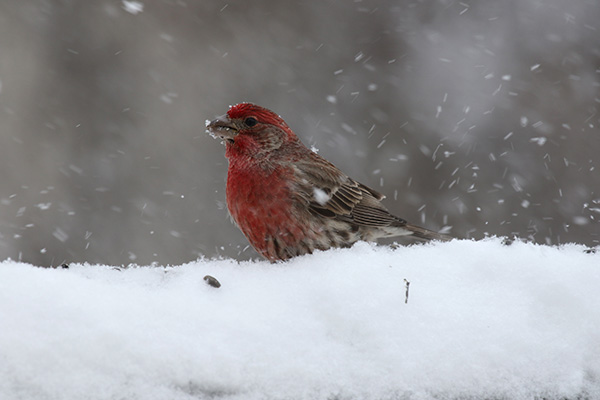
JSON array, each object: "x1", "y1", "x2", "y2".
[
  {"x1": 204, "y1": 275, "x2": 221, "y2": 288},
  {"x1": 404, "y1": 279, "x2": 410, "y2": 304}
]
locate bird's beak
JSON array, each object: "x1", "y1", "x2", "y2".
[{"x1": 206, "y1": 114, "x2": 238, "y2": 144}]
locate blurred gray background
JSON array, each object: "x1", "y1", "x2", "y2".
[{"x1": 1, "y1": 0, "x2": 598, "y2": 266}]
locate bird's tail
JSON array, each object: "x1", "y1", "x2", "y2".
[{"x1": 404, "y1": 223, "x2": 452, "y2": 242}]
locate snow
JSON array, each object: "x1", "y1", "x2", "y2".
[
  {"x1": 313, "y1": 188, "x2": 331, "y2": 206},
  {"x1": 1, "y1": 238, "x2": 599, "y2": 400},
  {"x1": 122, "y1": 1, "x2": 143, "y2": 15}
]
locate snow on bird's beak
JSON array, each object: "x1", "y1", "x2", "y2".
[{"x1": 206, "y1": 114, "x2": 238, "y2": 144}]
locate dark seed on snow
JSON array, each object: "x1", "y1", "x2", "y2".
[{"x1": 204, "y1": 275, "x2": 221, "y2": 288}]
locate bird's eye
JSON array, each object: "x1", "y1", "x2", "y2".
[{"x1": 244, "y1": 117, "x2": 258, "y2": 127}]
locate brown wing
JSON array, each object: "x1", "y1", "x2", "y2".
[{"x1": 291, "y1": 150, "x2": 407, "y2": 228}]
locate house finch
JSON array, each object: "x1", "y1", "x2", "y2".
[{"x1": 206, "y1": 103, "x2": 450, "y2": 262}]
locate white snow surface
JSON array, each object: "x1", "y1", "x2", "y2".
[{"x1": 1, "y1": 239, "x2": 599, "y2": 400}]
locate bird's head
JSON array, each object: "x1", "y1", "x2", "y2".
[{"x1": 206, "y1": 103, "x2": 299, "y2": 158}]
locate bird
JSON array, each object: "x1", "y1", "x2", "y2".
[{"x1": 206, "y1": 103, "x2": 450, "y2": 262}]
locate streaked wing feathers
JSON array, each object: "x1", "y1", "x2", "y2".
[
  {"x1": 352, "y1": 204, "x2": 405, "y2": 226},
  {"x1": 293, "y1": 151, "x2": 405, "y2": 228}
]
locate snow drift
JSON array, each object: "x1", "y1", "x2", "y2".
[{"x1": 1, "y1": 239, "x2": 599, "y2": 400}]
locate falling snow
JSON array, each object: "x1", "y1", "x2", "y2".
[
  {"x1": 122, "y1": 1, "x2": 143, "y2": 15},
  {"x1": 0, "y1": 0, "x2": 598, "y2": 292}
]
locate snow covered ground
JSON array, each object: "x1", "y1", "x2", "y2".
[{"x1": 1, "y1": 238, "x2": 599, "y2": 400}]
